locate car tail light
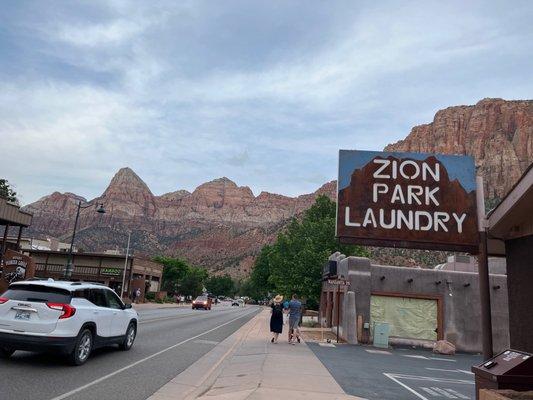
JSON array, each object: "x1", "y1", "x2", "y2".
[
  {"x1": 47, "y1": 303, "x2": 76, "y2": 319},
  {"x1": 0, "y1": 297, "x2": 8, "y2": 304}
]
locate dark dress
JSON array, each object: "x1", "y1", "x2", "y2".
[{"x1": 270, "y1": 303, "x2": 283, "y2": 334}]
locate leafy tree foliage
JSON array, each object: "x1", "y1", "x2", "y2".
[
  {"x1": 0, "y1": 179, "x2": 18, "y2": 204},
  {"x1": 180, "y1": 267, "x2": 208, "y2": 298},
  {"x1": 246, "y1": 195, "x2": 367, "y2": 308},
  {"x1": 205, "y1": 275, "x2": 236, "y2": 297},
  {"x1": 154, "y1": 256, "x2": 189, "y2": 293}
]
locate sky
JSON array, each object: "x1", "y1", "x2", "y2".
[{"x1": 1, "y1": 0, "x2": 532, "y2": 205}]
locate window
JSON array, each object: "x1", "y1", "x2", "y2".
[
  {"x1": 105, "y1": 289, "x2": 123, "y2": 310},
  {"x1": 88, "y1": 289, "x2": 108, "y2": 308},
  {"x1": 2, "y1": 284, "x2": 71, "y2": 303}
]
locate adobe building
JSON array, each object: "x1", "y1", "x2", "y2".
[
  {"x1": 486, "y1": 163, "x2": 533, "y2": 353},
  {"x1": 321, "y1": 253, "x2": 509, "y2": 353}
]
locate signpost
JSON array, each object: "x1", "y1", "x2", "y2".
[
  {"x1": 327, "y1": 278, "x2": 350, "y2": 343},
  {"x1": 336, "y1": 150, "x2": 479, "y2": 252}
]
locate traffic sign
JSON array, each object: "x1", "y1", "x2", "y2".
[{"x1": 327, "y1": 279, "x2": 350, "y2": 286}]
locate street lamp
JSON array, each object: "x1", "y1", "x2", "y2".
[{"x1": 64, "y1": 200, "x2": 106, "y2": 279}]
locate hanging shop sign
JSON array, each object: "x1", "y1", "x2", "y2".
[{"x1": 336, "y1": 150, "x2": 479, "y2": 253}]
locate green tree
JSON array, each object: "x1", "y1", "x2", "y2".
[
  {"x1": 180, "y1": 267, "x2": 208, "y2": 298},
  {"x1": 0, "y1": 179, "x2": 18, "y2": 204},
  {"x1": 205, "y1": 275, "x2": 236, "y2": 297},
  {"x1": 154, "y1": 256, "x2": 190, "y2": 293},
  {"x1": 245, "y1": 195, "x2": 367, "y2": 308}
]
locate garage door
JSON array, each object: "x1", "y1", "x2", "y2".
[{"x1": 370, "y1": 295, "x2": 438, "y2": 341}]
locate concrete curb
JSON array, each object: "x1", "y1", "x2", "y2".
[{"x1": 147, "y1": 308, "x2": 262, "y2": 400}]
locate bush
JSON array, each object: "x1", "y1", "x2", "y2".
[
  {"x1": 146, "y1": 292, "x2": 156, "y2": 301},
  {"x1": 155, "y1": 298, "x2": 164, "y2": 304}
]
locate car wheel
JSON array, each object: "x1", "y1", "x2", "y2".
[
  {"x1": 69, "y1": 328, "x2": 93, "y2": 366},
  {"x1": 0, "y1": 347, "x2": 15, "y2": 358},
  {"x1": 119, "y1": 323, "x2": 136, "y2": 351}
]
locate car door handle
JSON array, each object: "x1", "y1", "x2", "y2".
[
  {"x1": 93, "y1": 311, "x2": 99, "y2": 315},
  {"x1": 113, "y1": 312, "x2": 118, "y2": 315}
]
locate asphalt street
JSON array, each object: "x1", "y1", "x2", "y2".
[
  {"x1": 309, "y1": 343, "x2": 482, "y2": 400},
  {"x1": 0, "y1": 304, "x2": 260, "y2": 400}
]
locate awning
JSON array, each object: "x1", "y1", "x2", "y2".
[{"x1": 0, "y1": 198, "x2": 33, "y2": 227}]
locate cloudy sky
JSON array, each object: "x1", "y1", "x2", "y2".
[{"x1": 1, "y1": 0, "x2": 532, "y2": 205}]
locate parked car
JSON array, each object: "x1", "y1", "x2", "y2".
[
  {"x1": 0, "y1": 280, "x2": 138, "y2": 365},
  {"x1": 192, "y1": 295, "x2": 212, "y2": 310}
]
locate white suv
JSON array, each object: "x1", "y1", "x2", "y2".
[{"x1": 0, "y1": 280, "x2": 138, "y2": 365}]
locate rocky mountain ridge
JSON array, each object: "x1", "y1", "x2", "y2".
[{"x1": 23, "y1": 98, "x2": 532, "y2": 275}]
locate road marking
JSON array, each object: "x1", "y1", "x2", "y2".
[
  {"x1": 366, "y1": 349, "x2": 392, "y2": 355},
  {"x1": 384, "y1": 373, "x2": 430, "y2": 400},
  {"x1": 425, "y1": 368, "x2": 472, "y2": 375},
  {"x1": 388, "y1": 374, "x2": 473, "y2": 384},
  {"x1": 457, "y1": 369, "x2": 474, "y2": 375},
  {"x1": 318, "y1": 342, "x2": 336, "y2": 347},
  {"x1": 429, "y1": 357, "x2": 457, "y2": 362},
  {"x1": 403, "y1": 355, "x2": 429, "y2": 359},
  {"x1": 431, "y1": 387, "x2": 458, "y2": 398},
  {"x1": 194, "y1": 339, "x2": 219, "y2": 345},
  {"x1": 50, "y1": 308, "x2": 259, "y2": 400},
  {"x1": 421, "y1": 387, "x2": 442, "y2": 397},
  {"x1": 445, "y1": 388, "x2": 470, "y2": 399}
]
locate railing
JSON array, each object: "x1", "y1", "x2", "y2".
[{"x1": 35, "y1": 263, "x2": 103, "y2": 278}]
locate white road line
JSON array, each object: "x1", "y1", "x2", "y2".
[
  {"x1": 403, "y1": 355, "x2": 429, "y2": 359},
  {"x1": 384, "y1": 373, "x2": 429, "y2": 400},
  {"x1": 366, "y1": 349, "x2": 392, "y2": 355},
  {"x1": 431, "y1": 387, "x2": 457, "y2": 398},
  {"x1": 445, "y1": 388, "x2": 470, "y2": 399},
  {"x1": 388, "y1": 374, "x2": 474, "y2": 385},
  {"x1": 50, "y1": 308, "x2": 259, "y2": 400},
  {"x1": 429, "y1": 357, "x2": 457, "y2": 362},
  {"x1": 421, "y1": 387, "x2": 442, "y2": 397},
  {"x1": 457, "y1": 369, "x2": 474, "y2": 375}
]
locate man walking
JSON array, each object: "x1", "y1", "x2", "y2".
[{"x1": 288, "y1": 294, "x2": 302, "y2": 344}]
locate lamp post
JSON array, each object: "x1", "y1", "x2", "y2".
[{"x1": 64, "y1": 200, "x2": 105, "y2": 279}]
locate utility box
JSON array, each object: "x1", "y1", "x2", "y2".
[
  {"x1": 373, "y1": 322, "x2": 390, "y2": 348},
  {"x1": 471, "y1": 349, "x2": 533, "y2": 400}
]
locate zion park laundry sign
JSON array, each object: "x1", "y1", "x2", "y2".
[{"x1": 336, "y1": 150, "x2": 479, "y2": 253}]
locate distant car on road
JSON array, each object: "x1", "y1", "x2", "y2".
[
  {"x1": 0, "y1": 280, "x2": 138, "y2": 365},
  {"x1": 231, "y1": 299, "x2": 244, "y2": 307},
  {"x1": 192, "y1": 295, "x2": 212, "y2": 310}
]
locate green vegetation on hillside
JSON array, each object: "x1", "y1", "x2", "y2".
[{"x1": 243, "y1": 195, "x2": 368, "y2": 309}]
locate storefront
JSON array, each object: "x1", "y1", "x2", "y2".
[
  {"x1": 27, "y1": 250, "x2": 163, "y2": 301},
  {"x1": 0, "y1": 198, "x2": 33, "y2": 292}
]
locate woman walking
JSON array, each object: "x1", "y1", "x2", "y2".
[{"x1": 270, "y1": 295, "x2": 284, "y2": 343}]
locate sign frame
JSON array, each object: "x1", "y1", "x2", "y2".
[{"x1": 336, "y1": 150, "x2": 479, "y2": 254}]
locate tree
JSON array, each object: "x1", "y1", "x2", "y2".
[
  {"x1": 205, "y1": 275, "x2": 236, "y2": 297},
  {"x1": 154, "y1": 256, "x2": 189, "y2": 293},
  {"x1": 245, "y1": 195, "x2": 367, "y2": 308},
  {"x1": 180, "y1": 267, "x2": 208, "y2": 298},
  {"x1": 0, "y1": 179, "x2": 18, "y2": 204}
]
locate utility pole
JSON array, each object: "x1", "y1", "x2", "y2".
[{"x1": 121, "y1": 232, "x2": 131, "y2": 299}]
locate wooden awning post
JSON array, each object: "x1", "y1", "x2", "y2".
[{"x1": 476, "y1": 175, "x2": 493, "y2": 360}]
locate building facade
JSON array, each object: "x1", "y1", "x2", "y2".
[
  {"x1": 27, "y1": 250, "x2": 163, "y2": 301},
  {"x1": 322, "y1": 254, "x2": 509, "y2": 353}
]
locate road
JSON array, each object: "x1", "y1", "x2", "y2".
[
  {"x1": 309, "y1": 342, "x2": 481, "y2": 400},
  {"x1": 0, "y1": 305, "x2": 260, "y2": 400}
]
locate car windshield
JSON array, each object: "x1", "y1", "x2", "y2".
[
  {"x1": 195, "y1": 296, "x2": 207, "y2": 301},
  {"x1": 2, "y1": 284, "x2": 72, "y2": 303}
]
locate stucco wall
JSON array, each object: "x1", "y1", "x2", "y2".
[{"x1": 323, "y1": 256, "x2": 509, "y2": 353}]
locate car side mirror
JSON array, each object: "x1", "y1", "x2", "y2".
[{"x1": 124, "y1": 303, "x2": 132, "y2": 309}]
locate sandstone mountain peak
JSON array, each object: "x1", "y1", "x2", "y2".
[
  {"x1": 385, "y1": 98, "x2": 533, "y2": 198},
  {"x1": 105, "y1": 167, "x2": 152, "y2": 194}
]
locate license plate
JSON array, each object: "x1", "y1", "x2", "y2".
[{"x1": 15, "y1": 310, "x2": 31, "y2": 320}]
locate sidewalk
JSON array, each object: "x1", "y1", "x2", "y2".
[{"x1": 148, "y1": 309, "x2": 362, "y2": 400}]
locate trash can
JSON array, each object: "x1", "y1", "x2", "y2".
[
  {"x1": 471, "y1": 349, "x2": 533, "y2": 400},
  {"x1": 373, "y1": 322, "x2": 390, "y2": 348}
]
